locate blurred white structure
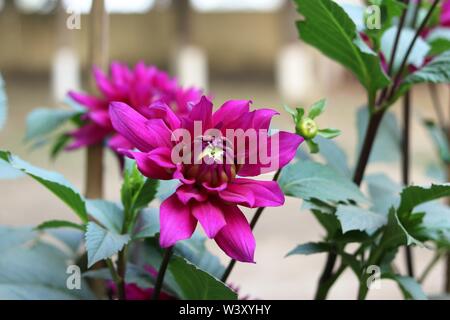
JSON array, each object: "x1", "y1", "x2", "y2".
[
  {"x1": 51, "y1": 47, "x2": 80, "y2": 103},
  {"x1": 175, "y1": 46, "x2": 209, "y2": 93},
  {"x1": 276, "y1": 44, "x2": 316, "y2": 104}
]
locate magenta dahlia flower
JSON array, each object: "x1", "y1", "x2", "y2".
[
  {"x1": 109, "y1": 96, "x2": 303, "y2": 262},
  {"x1": 67, "y1": 61, "x2": 202, "y2": 151}
]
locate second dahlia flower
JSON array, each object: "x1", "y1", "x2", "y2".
[
  {"x1": 109, "y1": 97, "x2": 303, "y2": 263},
  {"x1": 67, "y1": 62, "x2": 202, "y2": 152}
]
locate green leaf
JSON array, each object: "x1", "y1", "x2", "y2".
[
  {"x1": 316, "y1": 136, "x2": 351, "y2": 177},
  {"x1": 423, "y1": 120, "x2": 450, "y2": 163},
  {"x1": 133, "y1": 208, "x2": 160, "y2": 239},
  {"x1": 419, "y1": 202, "x2": 450, "y2": 246},
  {"x1": 383, "y1": 274, "x2": 427, "y2": 300},
  {"x1": 0, "y1": 226, "x2": 36, "y2": 252},
  {"x1": 383, "y1": 208, "x2": 423, "y2": 247},
  {"x1": 336, "y1": 205, "x2": 387, "y2": 234},
  {"x1": 293, "y1": 0, "x2": 390, "y2": 100},
  {"x1": 0, "y1": 150, "x2": 87, "y2": 222},
  {"x1": 397, "y1": 51, "x2": 450, "y2": 99},
  {"x1": 25, "y1": 108, "x2": 80, "y2": 142},
  {"x1": 86, "y1": 200, "x2": 124, "y2": 234},
  {"x1": 85, "y1": 222, "x2": 130, "y2": 268},
  {"x1": 0, "y1": 234, "x2": 94, "y2": 300},
  {"x1": 366, "y1": 173, "x2": 401, "y2": 214},
  {"x1": 427, "y1": 27, "x2": 450, "y2": 56},
  {"x1": 83, "y1": 264, "x2": 155, "y2": 289},
  {"x1": 308, "y1": 99, "x2": 326, "y2": 119},
  {"x1": 0, "y1": 73, "x2": 7, "y2": 130},
  {"x1": 121, "y1": 159, "x2": 159, "y2": 214},
  {"x1": 317, "y1": 128, "x2": 341, "y2": 139},
  {"x1": 398, "y1": 184, "x2": 450, "y2": 217},
  {"x1": 357, "y1": 107, "x2": 400, "y2": 163},
  {"x1": 286, "y1": 242, "x2": 331, "y2": 257},
  {"x1": 0, "y1": 158, "x2": 24, "y2": 180},
  {"x1": 168, "y1": 255, "x2": 237, "y2": 300},
  {"x1": 50, "y1": 134, "x2": 71, "y2": 160},
  {"x1": 174, "y1": 233, "x2": 226, "y2": 279},
  {"x1": 36, "y1": 220, "x2": 85, "y2": 231},
  {"x1": 279, "y1": 160, "x2": 367, "y2": 204},
  {"x1": 381, "y1": 26, "x2": 430, "y2": 72},
  {"x1": 306, "y1": 139, "x2": 319, "y2": 153}
]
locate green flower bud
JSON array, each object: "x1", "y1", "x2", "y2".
[{"x1": 297, "y1": 117, "x2": 318, "y2": 139}]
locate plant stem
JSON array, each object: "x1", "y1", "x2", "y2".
[
  {"x1": 106, "y1": 259, "x2": 124, "y2": 300},
  {"x1": 402, "y1": 91, "x2": 415, "y2": 277},
  {"x1": 386, "y1": 0, "x2": 441, "y2": 101},
  {"x1": 314, "y1": 1, "x2": 440, "y2": 300},
  {"x1": 152, "y1": 246, "x2": 174, "y2": 300},
  {"x1": 116, "y1": 246, "x2": 128, "y2": 300},
  {"x1": 85, "y1": 0, "x2": 109, "y2": 298},
  {"x1": 220, "y1": 169, "x2": 282, "y2": 283}
]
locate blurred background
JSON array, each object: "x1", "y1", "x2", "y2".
[{"x1": 0, "y1": 0, "x2": 449, "y2": 299}]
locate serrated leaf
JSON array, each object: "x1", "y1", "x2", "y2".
[
  {"x1": 168, "y1": 255, "x2": 237, "y2": 300},
  {"x1": 86, "y1": 199, "x2": 124, "y2": 233},
  {"x1": 316, "y1": 135, "x2": 351, "y2": 177},
  {"x1": 366, "y1": 173, "x2": 401, "y2": 214},
  {"x1": 398, "y1": 184, "x2": 450, "y2": 217},
  {"x1": 286, "y1": 242, "x2": 331, "y2": 257},
  {"x1": 133, "y1": 208, "x2": 160, "y2": 239},
  {"x1": 293, "y1": 0, "x2": 390, "y2": 100},
  {"x1": 85, "y1": 222, "x2": 130, "y2": 268},
  {"x1": 279, "y1": 160, "x2": 367, "y2": 204},
  {"x1": 336, "y1": 205, "x2": 387, "y2": 234},
  {"x1": 0, "y1": 150, "x2": 87, "y2": 222},
  {"x1": 427, "y1": 27, "x2": 450, "y2": 55},
  {"x1": 36, "y1": 220, "x2": 85, "y2": 231}
]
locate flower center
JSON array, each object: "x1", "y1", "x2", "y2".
[{"x1": 184, "y1": 135, "x2": 237, "y2": 188}]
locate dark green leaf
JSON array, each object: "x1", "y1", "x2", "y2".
[
  {"x1": 293, "y1": 0, "x2": 390, "y2": 100},
  {"x1": 168, "y1": 255, "x2": 237, "y2": 300},
  {"x1": 36, "y1": 220, "x2": 85, "y2": 231},
  {"x1": 133, "y1": 208, "x2": 160, "y2": 239},
  {"x1": 398, "y1": 184, "x2": 450, "y2": 217},
  {"x1": 0, "y1": 150, "x2": 87, "y2": 222}
]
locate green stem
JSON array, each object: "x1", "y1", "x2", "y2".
[
  {"x1": 152, "y1": 246, "x2": 174, "y2": 300},
  {"x1": 116, "y1": 246, "x2": 128, "y2": 300}
]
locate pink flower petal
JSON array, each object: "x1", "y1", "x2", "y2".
[
  {"x1": 238, "y1": 131, "x2": 303, "y2": 176},
  {"x1": 109, "y1": 102, "x2": 154, "y2": 152},
  {"x1": 191, "y1": 200, "x2": 226, "y2": 239},
  {"x1": 68, "y1": 91, "x2": 106, "y2": 111},
  {"x1": 93, "y1": 66, "x2": 118, "y2": 99},
  {"x1": 66, "y1": 123, "x2": 109, "y2": 150},
  {"x1": 214, "y1": 205, "x2": 255, "y2": 263},
  {"x1": 219, "y1": 178, "x2": 284, "y2": 208},
  {"x1": 213, "y1": 100, "x2": 251, "y2": 128},
  {"x1": 88, "y1": 110, "x2": 112, "y2": 129},
  {"x1": 108, "y1": 134, "x2": 133, "y2": 152},
  {"x1": 189, "y1": 96, "x2": 213, "y2": 130},
  {"x1": 123, "y1": 148, "x2": 175, "y2": 180},
  {"x1": 176, "y1": 185, "x2": 208, "y2": 204},
  {"x1": 159, "y1": 194, "x2": 197, "y2": 248}
]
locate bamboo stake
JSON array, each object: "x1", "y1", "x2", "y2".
[{"x1": 85, "y1": 0, "x2": 109, "y2": 200}]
